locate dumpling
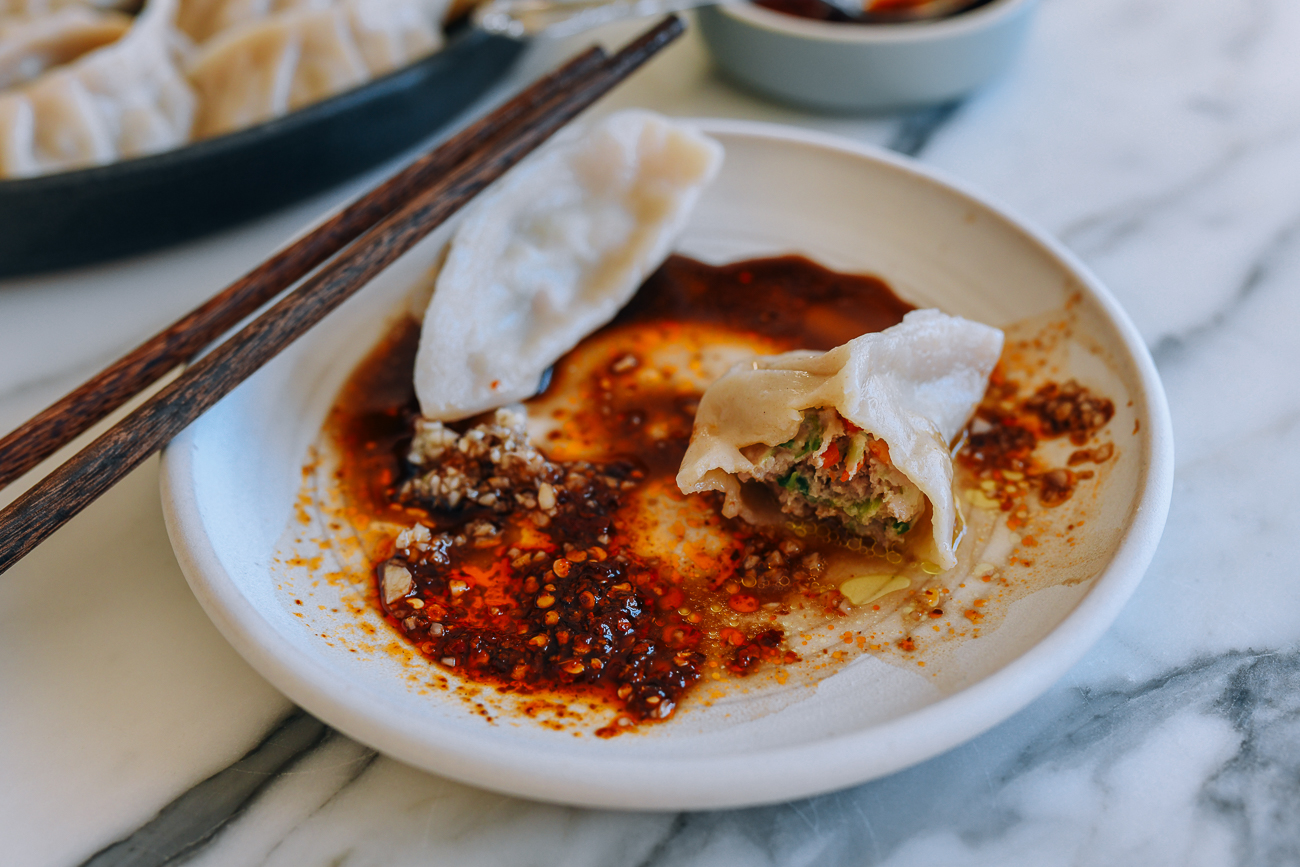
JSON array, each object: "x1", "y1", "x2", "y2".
[
  {"x1": 0, "y1": 0, "x2": 129, "y2": 16},
  {"x1": 676, "y1": 309, "x2": 1004, "y2": 570},
  {"x1": 413, "y1": 110, "x2": 725, "y2": 422},
  {"x1": 176, "y1": 0, "x2": 328, "y2": 44},
  {"x1": 0, "y1": 7, "x2": 131, "y2": 90},
  {"x1": 0, "y1": 0, "x2": 194, "y2": 177},
  {"x1": 185, "y1": 0, "x2": 448, "y2": 139}
]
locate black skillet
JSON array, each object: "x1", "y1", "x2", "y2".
[{"x1": 0, "y1": 26, "x2": 524, "y2": 278}]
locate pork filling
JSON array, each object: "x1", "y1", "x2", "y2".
[{"x1": 740, "y1": 408, "x2": 924, "y2": 547}]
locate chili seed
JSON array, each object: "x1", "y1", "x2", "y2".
[{"x1": 728, "y1": 593, "x2": 760, "y2": 613}]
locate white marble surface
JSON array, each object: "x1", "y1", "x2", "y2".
[{"x1": 3, "y1": 0, "x2": 1298, "y2": 863}]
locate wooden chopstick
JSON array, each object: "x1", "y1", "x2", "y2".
[
  {"x1": 0, "y1": 45, "x2": 611, "y2": 493},
  {"x1": 0, "y1": 15, "x2": 686, "y2": 575}
]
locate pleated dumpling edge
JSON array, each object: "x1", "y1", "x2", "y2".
[{"x1": 414, "y1": 110, "x2": 724, "y2": 423}]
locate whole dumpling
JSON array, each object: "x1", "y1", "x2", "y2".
[
  {"x1": 413, "y1": 110, "x2": 725, "y2": 422},
  {"x1": 0, "y1": 0, "x2": 195, "y2": 177},
  {"x1": 185, "y1": 0, "x2": 447, "y2": 139},
  {"x1": 676, "y1": 309, "x2": 1004, "y2": 570},
  {"x1": 0, "y1": 6, "x2": 131, "y2": 90},
  {"x1": 0, "y1": 0, "x2": 129, "y2": 15},
  {"x1": 176, "y1": 0, "x2": 328, "y2": 44}
]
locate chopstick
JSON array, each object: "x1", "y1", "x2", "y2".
[
  {"x1": 0, "y1": 15, "x2": 686, "y2": 576},
  {"x1": 0, "y1": 46, "x2": 613, "y2": 493}
]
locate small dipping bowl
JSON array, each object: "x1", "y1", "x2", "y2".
[{"x1": 696, "y1": 0, "x2": 1039, "y2": 112}]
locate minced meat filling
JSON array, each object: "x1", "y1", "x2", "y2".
[{"x1": 741, "y1": 408, "x2": 923, "y2": 547}]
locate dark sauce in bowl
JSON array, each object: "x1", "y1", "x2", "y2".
[{"x1": 753, "y1": 0, "x2": 997, "y2": 25}]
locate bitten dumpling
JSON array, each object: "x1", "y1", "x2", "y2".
[
  {"x1": 676, "y1": 310, "x2": 1003, "y2": 570},
  {"x1": 0, "y1": 0, "x2": 194, "y2": 177},
  {"x1": 185, "y1": 0, "x2": 447, "y2": 139},
  {"x1": 413, "y1": 110, "x2": 725, "y2": 422}
]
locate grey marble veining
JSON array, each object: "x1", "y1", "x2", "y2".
[{"x1": 5, "y1": 0, "x2": 1300, "y2": 863}]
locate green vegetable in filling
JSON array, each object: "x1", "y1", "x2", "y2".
[
  {"x1": 844, "y1": 432, "x2": 868, "y2": 476},
  {"x1": 777, "y1": 411, "x2": 824, "y2": 458},
  {"x1": 778, "y1": 469, "x2": 811, "y2": 496},
  {"x1": 841, "y1": 497, "x2": 882, "y2": 522}
]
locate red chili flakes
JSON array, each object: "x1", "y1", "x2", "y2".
[
  {"x1": 728, "y1": 629, "x2": 798, "y2": 674},
  {"x1": 958, "y1": 368, "x2": 1116, "y2": 510},
  {"x1": 1037, "y1": 469, "x2": 1077, "y2": 507},
  {"x1": 718, "y1": 627, "x2": 746, "y2": 646},
  {"x1": 728, "y1": 593, "x2": 760, "y2": 613},
  {"x1": 1068, "y1": 441, "x2": 1114, "y2": 466},
  {"x1": 1023, "y1": 380, "x2": 1115, "y2": 445}
]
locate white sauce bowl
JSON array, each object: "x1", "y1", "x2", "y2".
[{"x1": 697, "y1": 0, "x2": 1039, "y2": 112}]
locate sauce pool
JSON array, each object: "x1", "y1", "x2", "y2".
[{"x1": 326, "y1": 255, "x2": 916, "y2": 731}]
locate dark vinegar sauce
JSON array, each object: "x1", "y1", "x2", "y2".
[
  {"x1": 328, "y1": 255, "x2": 915, "y2": 732},
  {"x1": 753, "y1": 0, "x2": 996, "y2": 24}
]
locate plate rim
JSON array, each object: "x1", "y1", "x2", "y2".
[{"x1": 160, "y1": 118, "x2": 1174, "y2": 810}]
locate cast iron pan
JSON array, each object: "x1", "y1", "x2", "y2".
[{"x1": 0, "y1": 27, "x2": 524, "y2": 278}]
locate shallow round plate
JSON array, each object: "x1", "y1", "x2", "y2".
[{"x1": 160, "y1": 120, "x2": 1173, "y2": 810}]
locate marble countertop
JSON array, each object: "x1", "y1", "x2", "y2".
[{"x1": 3, "y1": 0, "x2": 1298, "y2": 863}]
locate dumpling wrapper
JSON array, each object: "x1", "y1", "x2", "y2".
[
  {"x1": 676, "y1": 309, "x2": 1004, "y2": 570},
  {"x1": 414, "y1": 110, "x2": 725, "y2": 422},
  {"x1": 0, "y1": 0, "x2": 195, "y2": 178},
  {"x1": 0, "y1": 7, "x2": 131, "y2": 91},
  {"x1": 185, "y1": 0, "x2": 447, "y2": 139}
]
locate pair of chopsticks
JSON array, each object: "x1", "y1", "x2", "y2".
[{"x1": 0, "y1": 16, "x2": 685, "y2": 576}]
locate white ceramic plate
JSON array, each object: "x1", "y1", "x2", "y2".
[{"x1": 160, "y1": 120, "x2": 1173, "y2": 810}]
